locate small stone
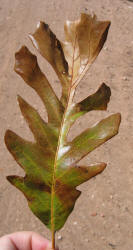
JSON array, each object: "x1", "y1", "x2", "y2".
[
  {"x1": 85, "y1": 238, "x2": 89, "y2": 242},
  {"x1": 108, "y1": 243, "x2": 116, "y2": 249},
  {"x1": 91, "y1": 212, "x2": 97, "y2": 216},
  {"x1": 124, "y1": 206, "x2": 129, "y2": 212},
  {"x1": 116, "y1": 223, "x2": 120, "y2": 228},
  {"x1": 104, "y1": 46, "x2": 108, "y2": 50},
  {"x1": 100, "y1": 213, "x2": 105, "y2": 217},
  {"x1": 91, "y1": 194, "x2": 94, "y2": 199},
  {"x1": 122, "y1": 76, "x2": 128, "y2": 81},
  {"x1": 57, "y1": 235, "x2": 62, "y2": 240},
  {"x1": 73, "y1": 221, "x2": 77, "y2": 225}
]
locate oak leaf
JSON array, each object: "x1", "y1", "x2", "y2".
[{"x1": 5, "y1": 13, "x2": 121, "y2": 249}]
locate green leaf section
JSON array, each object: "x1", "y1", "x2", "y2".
[
  {"x1": 5, "y1": 13, "x2": 121, "y2": 233},
  {"x1": 57, "y1": 113, "x2": 121, "y2": 169},
  {"x1": 18, "y1": 96, "x2": 58, "y2": 152}
]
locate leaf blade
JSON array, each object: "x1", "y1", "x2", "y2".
[
  {"x1": 5, "y1": 130, "x2": 54, "y2": 185},
  {"x1": 58, "y1": 113, "x2": 121, "y2": 168},
  {"x1": 76, "y1": 83, "x2": 111, "y2": 112},
  {"x1": 15, "y1": 46, "x2": 64, "y2": 126},
  {"x1": 18, "y1": 95, "x2": 58, "y2": 153},
  {"x1": 29, "y1": 22, "x2": 70, "y2": 106},
  {"x1": 56, "y1": 162, "x2": 106, "y2": 187},
  {"x1": 62, "y1": 13, "x2": 111, "y2": 85}
]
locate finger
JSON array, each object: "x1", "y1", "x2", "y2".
[
  {"x1": 0, "y1": 236, "x2": 15, "y2": 250},
  {"x1": 6, "y1": 231, "x2": 51, "y2": 250}
]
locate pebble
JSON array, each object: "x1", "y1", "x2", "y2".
[
  {"x1": 122, "y1": 76, "x2": 128, "y2": 81},
  {"x1": 115, "y1": 223, "x2": 120, "y2": 228},
  {"x1": 108, "y1": 243, "x2": 116, "y2": 249},
  {"x1": 57, "y1": 235, "x2": 62, "y2": 240},
  {"x1": 91, "y1": 212, "x2": 97, "y2": 216},
  {"x1": 91, "y1": 194, "x2": 94, "y2": 199},
  {"x1": 100, "y1": 213, "x2": 105, "y2": 217},
  {"x1": 104, "y1": 46, "x2": 108, "y2": 50},
  {"x1": 73, "y1": 221, "x2": 77, "y2": 225},
  {"x1": 85, "y1": 238, "x2": 89, "y2": 242}
]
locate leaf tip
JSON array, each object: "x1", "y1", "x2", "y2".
[
  {"x1": 114, "y1": 112, "x2": 121, "y2": 129},
  {"x1": 106, "y1": 113, "x2": 121, "y2": 138},
  {"x1": 14, "y1": 45, "x2": 29, "y2": 65},
  {"x1": 28, "y1": 21, "x2": 47, "y2": 50},
  {"x1": 14, "y1": 46, "x2": 37, "y2": 80},
  {"x1": 99, "y1": 162, "x2": 107, "y2": 170},
  {"x1": 98, "y1": 83, "x2": 111, "y2": 110},
  {"x1": 17, "y1": 95, "x2": 26, "y2": 109},
  {"x1": 7, "y1": 175, "x2": 24, "y2": 188},
  {"x1": 92, "y1": 162, "x2": 107, "y2": 175},
  {"x1": 4, "y1": 129, "x2": 12, "y2": 146},
  {"x1": 6, "y1": 175, "x2": 15, "y2": 184}
]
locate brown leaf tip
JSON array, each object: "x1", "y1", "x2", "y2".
[
  {"x1": 4, "y1": 129, "x2": 12, "y2": 146},
  {"x1": 99, "y1": 83, "x2": 111, "y2": 109},
  {"x1": 28, "y1": 21, "x2": 53, "y2": 52},
  {"x1": 96, "y1": 162, "x2": 107, "y2": 171},
  {"x1": 105, "y1": 113, "x2": 121, "y2": 137},
  {"x1": 17, "y1": 95, "x2": 27, "y2": 109},
  {"x1": 89, "y1": 162, "x2": 107, "y2": 177},
  {"x1": 14, "y1": 46, "x2": 37, "y2": 78}
]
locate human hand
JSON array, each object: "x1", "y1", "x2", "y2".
[{"x1": 0, "y1": 231, "x2": 58, "y2": 250}]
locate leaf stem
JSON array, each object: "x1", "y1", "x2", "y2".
[{"x1": 52, "y1": 231, "x2": 55, "y2": 250}]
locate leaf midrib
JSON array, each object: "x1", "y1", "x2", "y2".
[{"x1": 50, "y1": 33, "x2": 78, "y2": 235}]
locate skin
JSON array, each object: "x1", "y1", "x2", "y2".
[{"x1": 0, "y1": 231, "x2": 58, "y2": 250}]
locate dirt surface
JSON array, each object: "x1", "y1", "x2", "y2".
[{"x1": 0, "y1": 0, "x2": 133, "y2": 249}]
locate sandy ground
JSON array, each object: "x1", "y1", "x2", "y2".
[{"x1": 0, "y1": 0, "x2": 133, "y2": 249}]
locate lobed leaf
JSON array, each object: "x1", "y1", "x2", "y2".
[{"x1": 5, "y1": 13, "x2": 121, "y2": 246}]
